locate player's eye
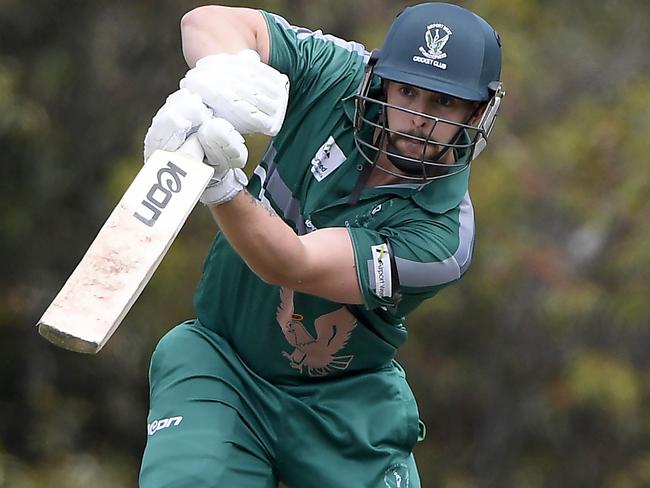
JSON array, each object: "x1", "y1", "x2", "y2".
[
  {"x1": 435, "y1": 94, "x2": 454, "y2": 107},
  {"x1": 398, "y1": 85, "x2": 415, "y2": 97}
]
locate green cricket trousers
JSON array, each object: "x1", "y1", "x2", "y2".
[{"x1": 139, "y1": 320, "x2": 423, "y2": 487}]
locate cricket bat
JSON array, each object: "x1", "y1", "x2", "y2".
[{"x1": 37, "y1": 134, "x2": 213, "y2": 354}]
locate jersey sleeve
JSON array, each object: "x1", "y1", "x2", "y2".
[
  {"x1": 260, "y1": 11, "x2": 369, "y2": 104},
  {"x1": 348, "y1": 195, "x2": 476, "y2": 314}
]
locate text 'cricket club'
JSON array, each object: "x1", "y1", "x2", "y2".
[{"x1": 134, "y1": 161, "x2": 188, "y2": 227}]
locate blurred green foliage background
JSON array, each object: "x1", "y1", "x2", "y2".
[{"x1": 1, "y1": 0, "x2": 649, "y2": 486}]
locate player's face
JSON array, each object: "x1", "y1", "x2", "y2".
[{"x1": 384, "y1": 82, "x2": 479, "y2": 163}]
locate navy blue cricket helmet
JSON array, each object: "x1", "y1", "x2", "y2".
[{"x1": 354, "y1": 2, "x2": 505, "y2": 181}]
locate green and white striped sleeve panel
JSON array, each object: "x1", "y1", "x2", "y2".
[{"x1": 349, "y1": 193, "x2": 476, "y2": 313}]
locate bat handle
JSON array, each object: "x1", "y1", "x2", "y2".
[{"x1": 177, "y1": 133, "x2": 205, "y2": 161}]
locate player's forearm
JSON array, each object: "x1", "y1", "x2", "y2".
[
  {"x1": 181, "y1": 6, "x2": 270, "y2": 67},
  {"x1": 209, "y1": 191, "x2": 310, "y2": 287},
  {"x1": 210, "y1": 191, "x2": 364, "y2": 303}
]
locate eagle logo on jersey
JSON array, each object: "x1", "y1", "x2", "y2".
[{"x1": 276, "y1": 287, "x2": 357, "y2": 377}]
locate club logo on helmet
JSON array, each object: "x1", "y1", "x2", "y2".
[{"x1": 420, "y1": 23, "x2": 452, "y2": 61}]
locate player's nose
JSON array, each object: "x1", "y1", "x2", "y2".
[{"x1": 410, "y1": 110, "x2": 434, "y2": 131}]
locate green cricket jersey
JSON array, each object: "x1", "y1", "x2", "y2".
[{"x1": 193, "y1": 11, "x2": 476, "y2": 385}]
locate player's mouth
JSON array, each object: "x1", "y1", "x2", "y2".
[{"x1": 397, "y1": 137, "x2": 437, "y2": 157}]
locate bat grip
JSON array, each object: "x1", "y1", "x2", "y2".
[{"x1": 177, "y1": 133, "x2": 205, "y2": 161}]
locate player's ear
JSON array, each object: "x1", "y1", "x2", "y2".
[{"x1": 468, "y1": 102, "x2": 486, "y2": 125}]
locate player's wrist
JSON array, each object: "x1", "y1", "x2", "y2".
[{"x1": 200, "y1": 168, "x2": 249, "y2": 207}]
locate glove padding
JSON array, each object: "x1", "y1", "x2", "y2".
[
  {"x1": 198, "y1": 117, "x2": 249, "y2": 207},
  {"x1": 143, "y1": 88, "x2": 212, "y2": 162},
  {"x1": 198, "y1": 117, "x2": 248, "y2": 171},
  {"x1": 180, "y1": 49, "x2": 290, "y2": 136}
]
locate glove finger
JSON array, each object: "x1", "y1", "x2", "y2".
[
  {"x1": 165, "y1": 88, "x2": 212, "y2": 125},
  {"x1": 226, "y1": 98, "x2": 285, "y2": 137},
  {"x1": 220, "y1": 145, "x2": 246, "y2": 163},
  {"x1": 144, "y1": 88, "x2": 211, "y2": 161},
  {"x1": 194, "y1": 50, "x2": 260, "y2": 79},
  {"x1": 228, "y1": 109, "x2": 273, "y2": 135},
  {"x1": 210, "y1": 95, "x2": 274, "y2": 135},
  {"x1": 235, "y1": 48, "x2": 261, "y2": 64},
  {"x1": 249, "y1": 91, "x2": 279, "y2": 117},
  {"x1": 219, "y1": 71, "x2": 286, "y2": 115},
  {"x1": 194, "y1": 53, "x2": 232, "y2": 69},
  {"x1": 251, "y1": 70, "x2": 290, "y2": 100},
  {"x1": 198, "y1": 118, "x2": 248, "y2": 170},
  {"x1": 179, "y1": 74, "x2": 225, "y2": 111},
  {"x1": 144, "y1": 110, "x2": 194, "y2": 161},
  {"x1": 194, "y1": 51, "x2": 251, "y2": 70},
  {"x1": 182, "y1": 74, "x2": 256, "y2": 129},
  {"x1": 184, "y1": 65, "x2": 265, "y2": 112}
]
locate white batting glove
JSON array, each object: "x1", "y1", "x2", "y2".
[
  {"x1": 197, "y1": 117, "x2": 249, "y2": 207},
  {"x1": 180, "y1": 49, "x2": 290, "y2": 136},
  {"x1": 143, "y1": 88, "x2": 212, "y2": 162}
]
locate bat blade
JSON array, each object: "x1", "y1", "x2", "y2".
[{"x1": 37, "y1": 137, "x2": 212, "y2": 353}]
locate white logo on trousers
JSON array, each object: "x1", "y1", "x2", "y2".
[{"x1": 147, "y1": 416, "x2": 183, "y2": 436}]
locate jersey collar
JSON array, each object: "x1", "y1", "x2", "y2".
[{"x1": 355, "y1": 163, "x2": 470, "y2": 214}]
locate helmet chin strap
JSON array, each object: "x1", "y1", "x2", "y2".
[{"x1": 348, "y1": 116, "x2": 387, "y2": 205}]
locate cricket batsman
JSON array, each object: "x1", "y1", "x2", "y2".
[{"x1": 140, "y1": 2, "x2": 504, "y2": 486}]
